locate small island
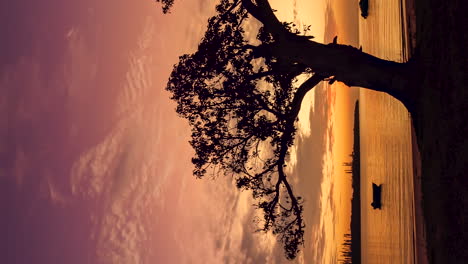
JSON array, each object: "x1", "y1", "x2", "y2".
[{"x1": 339, "y1": 101, "x2": 361, "y2": 264}]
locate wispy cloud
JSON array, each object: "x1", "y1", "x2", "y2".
[
  {"x1": 0, "y1": 56, "x2": 42, "y2": 188},
  {"x1": 66, "y1": 16, "x2": 291, "y2": 263},
  {"x1": 69, "y1": 20, "x2": 171, "y2": 263},
  {"x1": 2, "y1": 1, "x2": 339, "y2": 263}
]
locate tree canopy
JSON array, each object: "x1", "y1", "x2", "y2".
[
  {"x1": 166, "y1": 0, "x2": 329, "y2": 259},
  {"x1": 166, "y1": 0, "x2": 409, "y2": 259}
]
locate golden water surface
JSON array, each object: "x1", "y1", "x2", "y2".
[{"x1": 358, "y1": 0, "x2": 417, "y2": 263}]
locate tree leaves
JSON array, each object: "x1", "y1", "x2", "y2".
[
  {"x1": 166, "y1": 0, "x2": 323, "y2": 259},
  {"x1": 154, "y1": 0, "x2": 174, "y2": 14}
]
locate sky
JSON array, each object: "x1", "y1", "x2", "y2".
[{"x1": 1, "y1": 0, "x2": 359, "y2": 263}]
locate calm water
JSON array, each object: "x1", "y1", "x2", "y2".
[{"x1": 358, "y1": 0, "x2": 417, "y2": 263}]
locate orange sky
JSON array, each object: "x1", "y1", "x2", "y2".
[
  {"x1": 155, "y1": 0, "x2": 361, "y2": 262},
  {"x1": 296, "y1": 0, "x2": 360, "y2": 261},
  {"x1": 324, "y1": 0, "x2": 361, "y2": 259},
  {"x1": 2, "y1": 0, "x2": 363, "y2": 263}
]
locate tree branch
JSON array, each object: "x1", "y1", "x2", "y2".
[
  {"x1": 241, "y1": 0, "x2": 285, "y2": 34},
  {"x1": 287, "y1": 73, "x2": 325, "y2": 119},
  {"x1": 212, "y1": 0, "x2": 243, "y2": 26}
]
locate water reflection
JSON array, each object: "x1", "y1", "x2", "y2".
[{"x1": 358, "y1": 0, "x2": 417, "y2": 263}]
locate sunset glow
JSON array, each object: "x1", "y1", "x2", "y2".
[
  {"x1": 3, "y1": 0, "x2": 359, "y2": 263},
  {"x1": 6, "y1": 0, "x2": 465, "y2": 262}
]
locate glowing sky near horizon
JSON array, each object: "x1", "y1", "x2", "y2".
[{"x1": 1, "y1": 0, "x2": 358, "y2": 263}]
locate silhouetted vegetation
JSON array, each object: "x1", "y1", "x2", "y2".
[
  {"x1": 339, "y1": 233, "x2": 353, "y2": 264},
  {"x1": 166, "y1": 1, "x2": 323, "y2": 258},
  {"x1": 154, "y1": 0, "x2": 174, "y2": 13}
]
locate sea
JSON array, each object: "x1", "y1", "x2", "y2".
[{"x1": 358, "y1": 0, "x2": 419, "y2": 263}]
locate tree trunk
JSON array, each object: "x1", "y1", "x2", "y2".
[
  {"x1": 271, "y1": 38, "x2": 413, "y2": 107},
  {"x1": 241, "y1": 0, "x2": 415, "y2": 110}
]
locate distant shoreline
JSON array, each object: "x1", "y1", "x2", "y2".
[
  {"x1": 402, "y1": 0, "x2": 417, "y2": 58},
  {"x1": 411, "y1": 123, "x2": 429, "y2": 264},
  {"x1": 350, "y1": 101, "x2": 361, "y2": 264},
  {"x1": 403, "y1": 0, "x2": 430, "y2": 262},
  {"x1": 415, "y1": 0, "x2": 468, "y2": 260},
  {"x1": 339, "y1": 101, "x2": 361, "y2": 264}
]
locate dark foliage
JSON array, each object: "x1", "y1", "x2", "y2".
[
  {"x1": 154, "y1": 0, "x2": 175, "y2": 14},
  {"x1": 166, "y1": 0, "x2": 325, "y2": 259}
]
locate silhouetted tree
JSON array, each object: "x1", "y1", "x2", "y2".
[{"x1": 166, "y1": 0, "x2": 411, "y2": 259}]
